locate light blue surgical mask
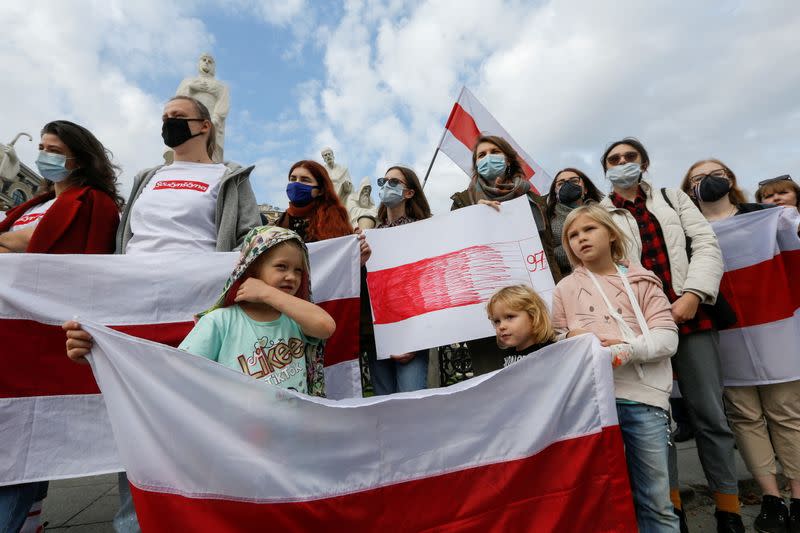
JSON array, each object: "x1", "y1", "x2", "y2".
[
  {"x1": 477, "y1": 154, "x2": 507, "y2": 181},
  {"x1": 605, "y1": 162, "x2": 641, "y2": 189},
  {"x1": 36, "y1": 151, "x2": 72, "y2": 183},
  {"x1": 379, "y1": 182, "x2": 405, "y2": 207}
]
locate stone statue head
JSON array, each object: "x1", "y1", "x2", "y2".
[
  {"x1": 198, "y1": 53, "x2": 216, "y2": 77},
  {"x1": 358, "y1": 177, "x2": 374, "y2": 208},
  {"x1": 321, "y1": 147, "x2": 334, "y2": 167}
]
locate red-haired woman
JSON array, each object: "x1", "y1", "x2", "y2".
[{"x1": 277, "y1": 160, "x2": 368, "y2": 259}]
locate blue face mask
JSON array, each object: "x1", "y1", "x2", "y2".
[
  {"x1": 36, "y1": 151, "x2": 72, "y2": 183},
  {"x1": 476, "y1": 154, "x2": 507, "y2": 181},
  {"x1": 286, "y1": 181, "x2": 318, "y2": 207},
  {"x1": 378, "y1": 183, "x2": 405, "y2": 207},
  {"x1": 605, "y1": 162, "x2": 641, "y2": 189}
]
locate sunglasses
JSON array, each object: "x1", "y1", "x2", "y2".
[
  {"x1": 377, "y1": 177, "x2": 406, "y2": 188},
  {"x1": 606, "y1": 151, "x2": 640, "y2": 166},
  {"x1": 758, "y1": 174, "x2": 793, "y2": 187},
  {"x1": 555, "y1": 176, "x2": 582, "y2": 188},
  {"x1": 689, "y1": 169, "x2": 728, "y2": 186}
]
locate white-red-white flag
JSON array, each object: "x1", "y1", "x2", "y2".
[
  {"x1": 438, "y1": 86, "x2": 551, "y2": 194},
  {"x1": 366, "y1": 196, "x2": 555, "y2": 358},
  {"x1": 712, "y1": 207, "x2": 800, "y2": 386},
  {"x1": 0, "y1": 236, "x2": 360, "y2": 486},
  {"x1": 83, "y1": 324, "x2": 636, "y2": 532}
]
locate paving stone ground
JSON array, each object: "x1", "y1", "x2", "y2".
[{"x1": 41, "y1": 474, "x2": 117, "y2": 531}]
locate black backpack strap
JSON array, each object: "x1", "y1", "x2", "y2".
[
  {"x1": 660, "y1": 187, "x2": 675, "y2": 210},
  {"x1": 660, "y1": 191, "x2": 734, "y2": 328}
]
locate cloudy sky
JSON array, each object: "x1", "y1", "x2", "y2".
[{"x1": 1, "y1": 1, "x2": 798, "y2": 215}]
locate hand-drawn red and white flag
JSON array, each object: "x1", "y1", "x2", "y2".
[
  {"x1": 713, "y1": 207, "x2": 800, "y2": 386},
  {"x1": 366, "y1": 196, "x2": 555, "y2": 358},
  {"x1": 438, "y1": 86, "x2": 551, "y2": 194},
  {"x1": 83, "y1": 325, "x2": 636, "y2": 532},
  {"x1": 0, "y1": 235, "x2": 360, "y2": 486}
]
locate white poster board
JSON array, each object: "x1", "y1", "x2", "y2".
[{"x1": 365, "y1": 196, "x2": 555, "y2": 358}]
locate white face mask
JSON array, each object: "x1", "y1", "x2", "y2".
[{"x1": 606, "y1": 162, "x2": 641, "y2": 189}]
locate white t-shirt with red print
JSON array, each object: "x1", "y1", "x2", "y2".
[
  {"x1": 125, "y1": 162, "x2": 226, "y2": 255},
  {"x1": 9, "y1": 198, "x2": 56, "y2": 233}
]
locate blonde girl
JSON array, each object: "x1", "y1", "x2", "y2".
[{"x1": 552, "y1": 205, "x2": 680, "y2": 532}]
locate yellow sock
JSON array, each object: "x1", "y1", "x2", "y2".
[
  {"x1": 714, "y1": 492, "x2": 740, "y2": 514},
  {"x1": 670, "y1": 489, "x2": 682, "y2": 511}
]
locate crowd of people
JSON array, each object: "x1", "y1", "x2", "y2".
[{"x1": 1, "y1": 94, "x2": 799, "y2": 533}]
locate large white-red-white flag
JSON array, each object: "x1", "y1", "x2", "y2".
[
  {"x1": 438, "y1": 86, "x2": 551, "y2": 194},
  {"x1": 83, "y1": 324, "x2": 636, "y2": 532},
  {"x1": 713, "y1": 207, "x2": 800, "y2": 386},
  {"x1": 0, "y1": 236, "x2": 360, "y2": 486}
]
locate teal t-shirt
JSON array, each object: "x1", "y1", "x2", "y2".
[{"x1": 178, "y1": 305, "x2": 319, "y2": 393}]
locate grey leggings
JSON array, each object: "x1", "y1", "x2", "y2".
[{"x1": 667, "y1": 330, "x2": 739, "y2": 495}]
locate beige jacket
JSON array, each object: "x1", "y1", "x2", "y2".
[{"x1": 599, "y1": 180, "x2": 724, "y2": 305}]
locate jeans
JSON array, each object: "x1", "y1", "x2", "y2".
[
  {"x1": 617, "y1": 402, "x2": 680, "y2": 533},
  {"x1": 114, "y1": 473, "x2": 141, "y2": 533},
  {"x1": 368, "y1": 350, "x2": 428, "y2": 395},
  {"x1": 0, "y1": 481, "x2": 48, "y2": 533}
]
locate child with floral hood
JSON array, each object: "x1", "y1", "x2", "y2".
[{"x1": 178, "y1": 226, "x2": 334, "y2": 397}]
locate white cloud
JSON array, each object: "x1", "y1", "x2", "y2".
[
  {"x1": 4, "y1": 1, "x2": 798, "y2": 216},
  {"x1": 295, "y1": 0, "x2": 800, "y2": 214},
  {"x1": 0, "y1": 1, "x2": 214, "y2": 198}
]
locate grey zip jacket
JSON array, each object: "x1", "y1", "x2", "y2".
[{"x1": 116, "y1": 161, "x2": 261, "y2": 253}]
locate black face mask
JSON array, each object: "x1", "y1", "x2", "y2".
[
  {"x1": 696, "y1": 176, "x2": 731, "y2": 203},
  {"x1": 161, "y1": 118, "x2": 205, "y2": 148},
  {"x1": 557, "y1": 182, "x2": 583, "y2": 204}
]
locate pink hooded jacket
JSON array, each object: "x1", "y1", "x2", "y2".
[{"x1": 552, "y1": 263, "x2": 678, "y2": 410}]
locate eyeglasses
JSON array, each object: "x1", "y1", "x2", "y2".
[
  {"x1": 758, "y1": 174, "x2": 793, "y2": 187},
  {"x1": 555, "y1": 176, "x2": 582, "y2": 189},
  {"x1": 377, "y1": 177, "x2": 406, "y2": 188},
  {"x1": 689, "y1": 169, "x2": 729, "y2": 186},
  {"x1": 606, "y1": 151, "x2": 640, "y2": 166}
]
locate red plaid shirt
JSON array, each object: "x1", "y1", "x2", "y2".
[{"x1": 610, "y1": 187, "x2": 714, "y2": 335}]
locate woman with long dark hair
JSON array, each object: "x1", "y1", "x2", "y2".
[
  {"x1": 366, "y1": 166, "x2": 432, "y2": 394},
  {"x1": 598, "y1": 138, "x2": 743, "y2": 532},
  {"x1": 544, "y1": 167, "x2": 603, "y2": 275},
  {"x1": 450, "y1": 135, "x2": 561, "y2": 375},
  {"x1": 0, "y1": 120, "x2": 120, "y2": 532},
  {"x1": 0, "y1": 120, "x2": 121, "y2": 253}
]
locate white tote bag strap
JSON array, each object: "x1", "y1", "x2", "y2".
[{"x1": 586, "y1": 267, "x2": 654, "y2": 355}]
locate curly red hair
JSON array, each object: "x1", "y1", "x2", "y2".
[{"x1": 288, "y1": 160, "x2": 353, "y2": 242}]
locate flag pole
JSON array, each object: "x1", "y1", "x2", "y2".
[
  {"x1": 422, "y1": 147, "x2": 440, "y2": 189},
  {"x1": 424, "y1": 87, "x2": 466, "y2": 189}
]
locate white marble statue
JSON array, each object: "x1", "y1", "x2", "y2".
[
  {"x1": 0, "y1": 133, "x2": 32, "y2": 181},
  {"x1": 346, "y1": 176, "x2": 378, "y2": 229},
  {"x1": 321, "y1": 147, "x2": 354, "y2": 204},
  {"x1": 175, "y1": 53, "x2": 230, "y2": 162}
]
